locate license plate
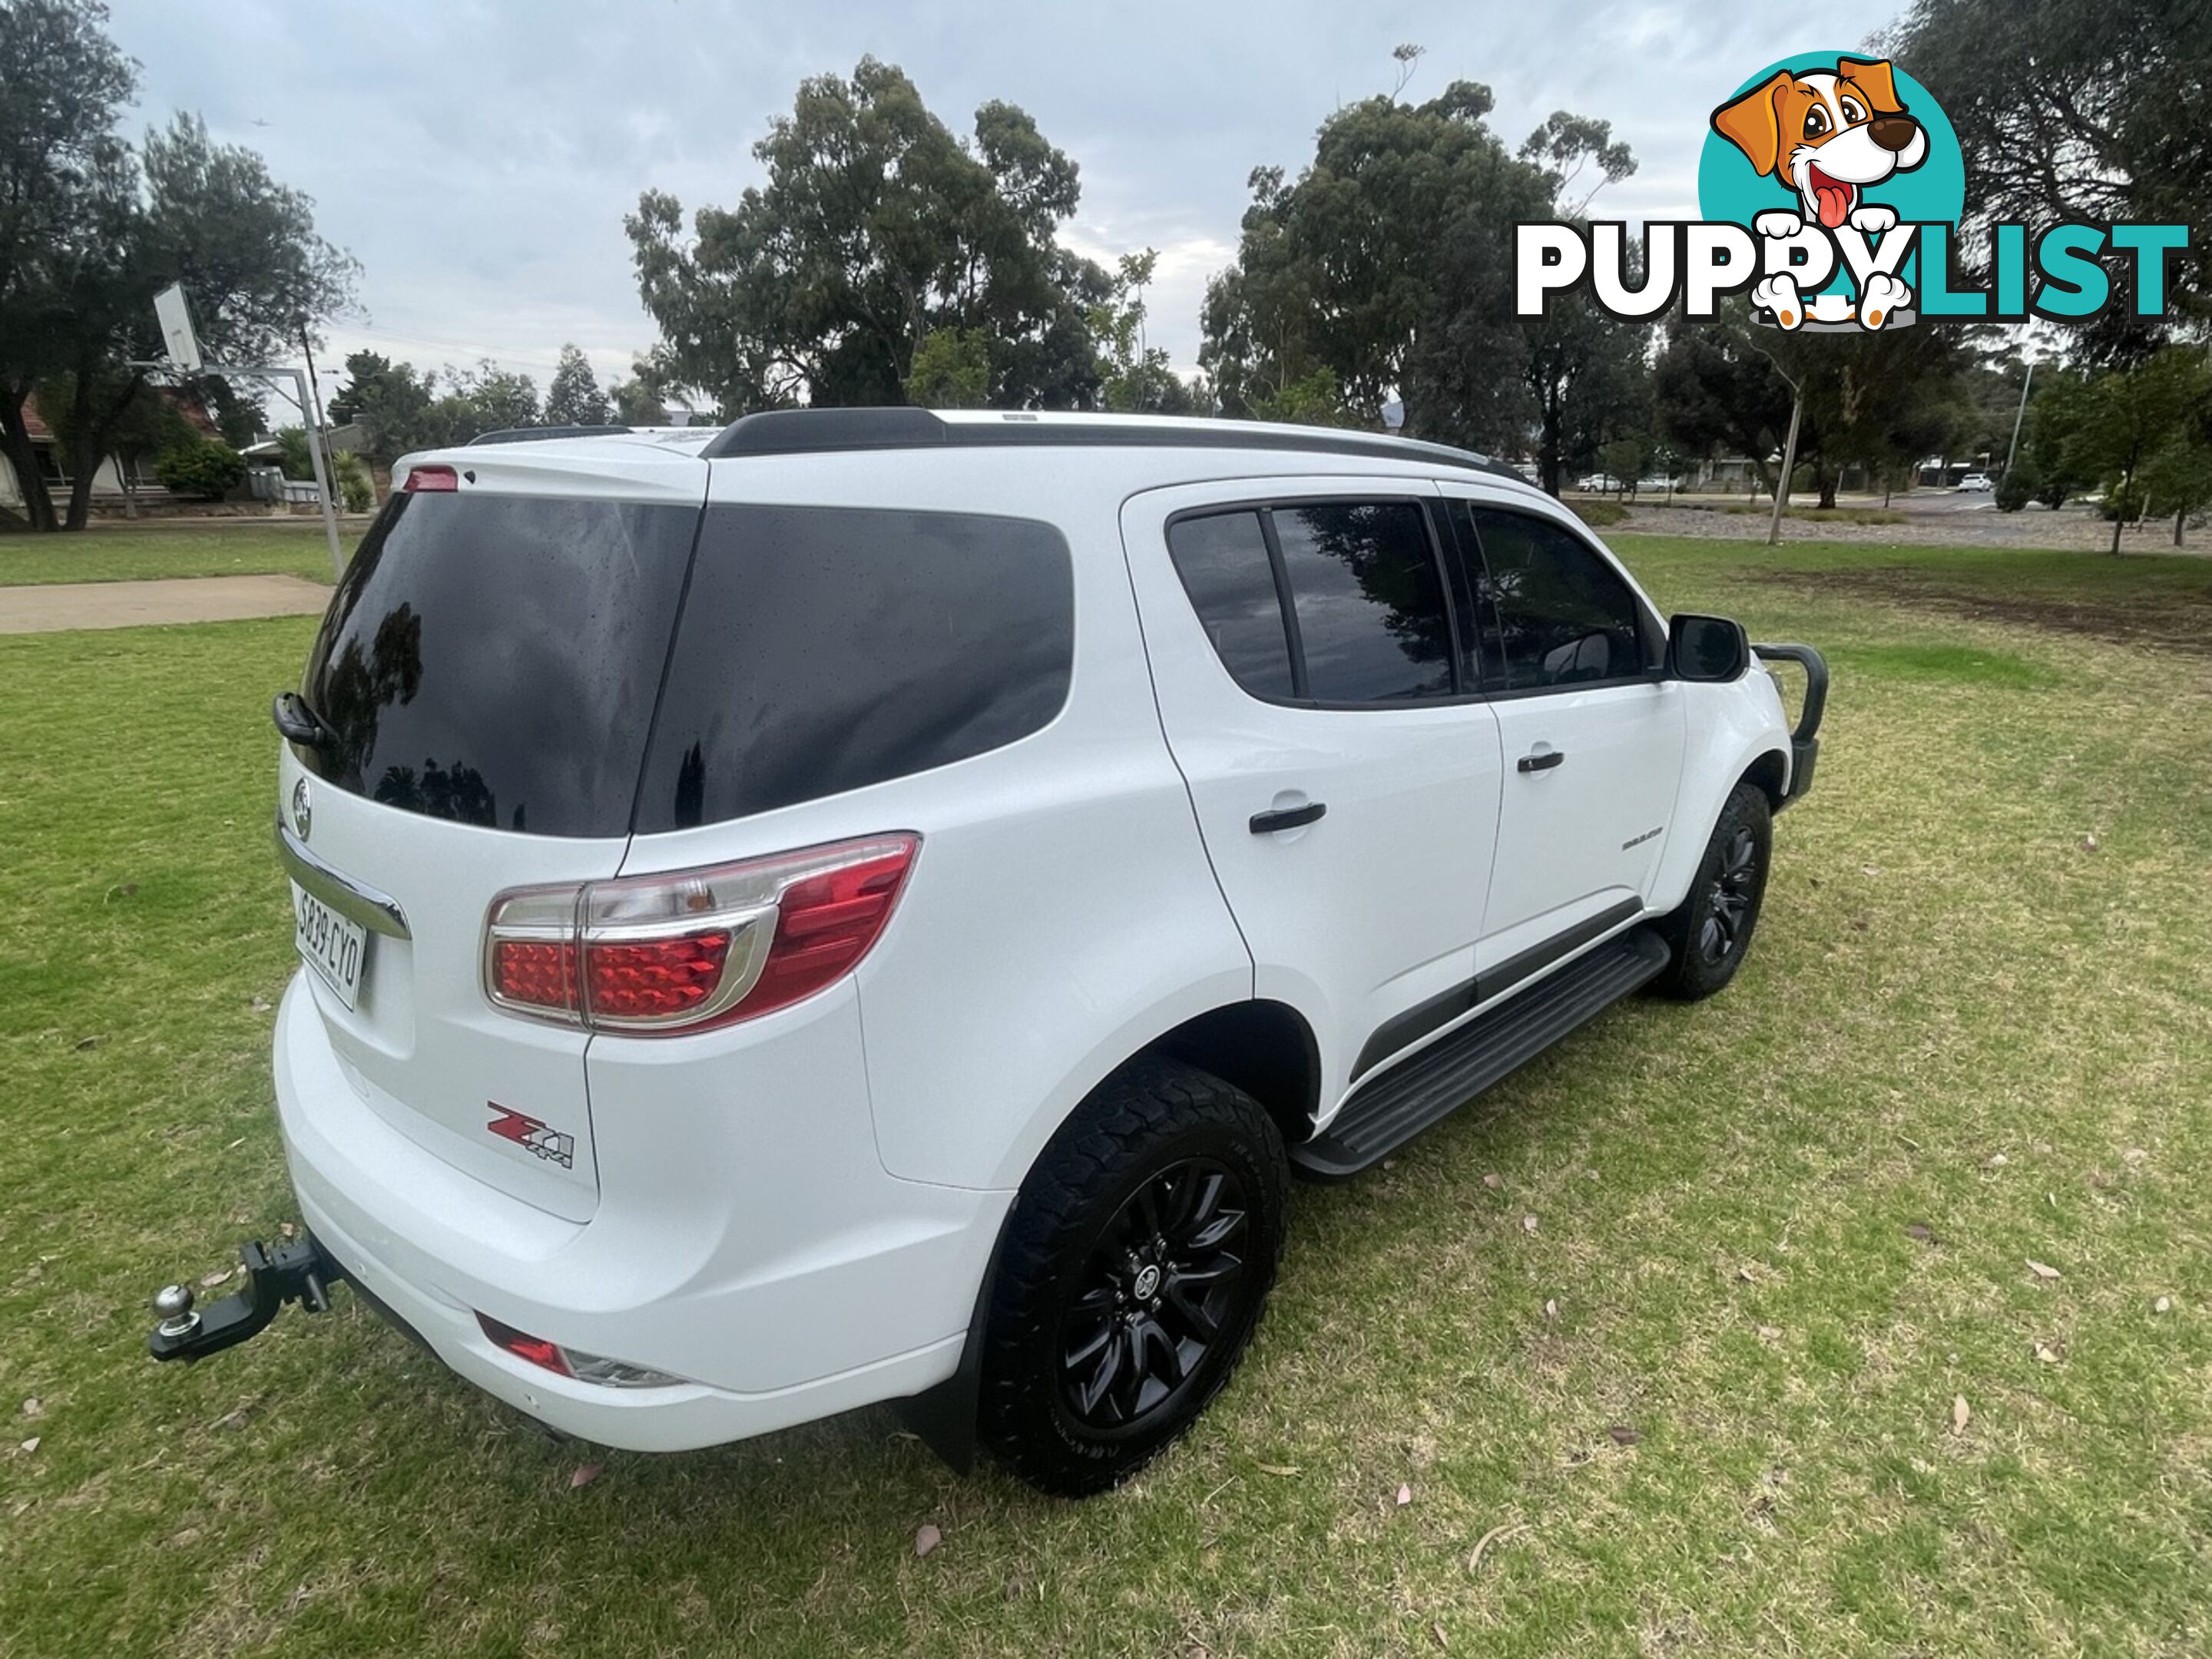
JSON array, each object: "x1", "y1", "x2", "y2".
[{"x1": 292, "y1": 882, "x2": 369, "y2": 1010}]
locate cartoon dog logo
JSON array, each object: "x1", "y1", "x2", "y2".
[{"x1": 1710, "y1": 56, "x2": 1928, "y2": 329}]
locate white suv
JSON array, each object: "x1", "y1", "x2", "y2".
[{"x1": 148, "y1": 409, "x2": 1824, "y2": 1496}]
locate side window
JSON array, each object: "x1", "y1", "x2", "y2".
[
  {"x1": 1165, "y1": 511, "x2": 1297, "y2": 700},
  {"x1": 1270, "y1": 502, "x2": 1455, "y2": 702},
  {"x1": 1465, "y1": 507, "x2": 1651, "y2": 690},
  {"x1": 634, "y1": 505, "x2": 1074, "y2": 830}
]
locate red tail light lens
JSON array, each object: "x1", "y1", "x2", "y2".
[
  {"x1": 478, "y1": 1313, "x2": 571, "y2": 1376},
  {"x1": 491, "y1": 939, "x2": 578, "y2": 1010},
  {"x1": 403, "y1": 464, "x2": 459, "y2": 492},
  {"x1": 482, "y1": 834, "x2": 918, "y2": 1033},
  {"x1": 746, "y1": 848, "x2": 916, "y2": 1017},
  {"x1": 584, "y1": 930, "x2": 733, "y2": 1020}
]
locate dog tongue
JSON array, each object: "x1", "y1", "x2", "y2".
[{"x1": 1814, "y1": 180, "x2": 1852, "y2": 229}]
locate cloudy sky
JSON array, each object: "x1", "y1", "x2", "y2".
[{"x1": 109, "y1": 0, "x2": 1891, "y2": 406}]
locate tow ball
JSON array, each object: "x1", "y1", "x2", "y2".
[{"x1": 146, "y1": 1236, "x2": 348, "y2": 1362}]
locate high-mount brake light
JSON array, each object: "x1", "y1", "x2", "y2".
[
  {"x1": 403, "y1": 464, "x2": 459, "y2": 492},
  {"x1": 482, "y1": 834, "x2": 919, "y2": 1033}
]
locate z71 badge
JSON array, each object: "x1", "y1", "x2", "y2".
[{"x1": 485, "y1": 1104, "x2": 575, "y2": 1168}]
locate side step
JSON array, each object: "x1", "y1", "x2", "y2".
[{"x1": 1291, "y1": 927, "x2": 1671, "y2": 1181}]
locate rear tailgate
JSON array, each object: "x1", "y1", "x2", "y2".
[{"x1": 278, "y1": 445, "x2": 707, "y2": 1220}]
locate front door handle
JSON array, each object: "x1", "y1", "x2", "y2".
[
  {"x1": 1250, "y1": 801, "x2": 1326, "y2": 833},
  {"x1": 1518, "y1": 750, "x2": 1566, "y2": 773}
]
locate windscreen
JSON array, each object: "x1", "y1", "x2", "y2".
[{"x1": 293, "y1": 492, "x2": 700, "y2": 837}]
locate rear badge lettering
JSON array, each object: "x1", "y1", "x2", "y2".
[
  {"x1": 1622, "y1": 825, "x2": 1664, "y2": 850},
  {"x1": 486, "y1": 1104, "x2": 575, "y2": 1169}
]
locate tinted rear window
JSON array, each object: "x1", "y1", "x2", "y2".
[
  {"x1": 634, "y1": 505, "x2": 1074, "y2": 830},
  {"x1": 296, "y1": 492, "x2": 698, "y2": 836},
  {"x1": 1165, "y1": 511, "x2": 1296, "y2": 699}
]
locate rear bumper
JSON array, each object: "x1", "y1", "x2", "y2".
[{"x1": 272, "y1": 972, "x2": 1006, "y2": 1451}]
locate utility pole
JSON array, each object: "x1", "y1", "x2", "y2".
[
  {"x1": 1767, "y1": 379, "x2": 1803, "y2": 548},
  {"x1": 301, "y1": 329, "x2": 342, "y2": 509},
  {"x1": 2004, "y1": 356, "x2": 2036, "y2": 478}
]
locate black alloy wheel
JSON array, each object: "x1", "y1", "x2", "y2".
[
  {"x1": 1699, "y1": 822, "x2": 1761, "y2": 965},
  {"x1": 1058, "y1": 1157, "x2": 1249, "y2": 1431}
]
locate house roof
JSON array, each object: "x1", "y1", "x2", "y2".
[{"x1": 19, "y1": 386, "x2": 219, "y2": 445}]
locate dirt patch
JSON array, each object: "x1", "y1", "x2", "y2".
[
  {"x1": 1746, "y1": 564, "x2": 2212, "y2": 657},
  {"x1": 1621, "y1": 502, "x2": 2206, "y2": 551}
]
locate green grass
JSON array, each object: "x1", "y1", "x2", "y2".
[
  {"x1": 4, "y1": 539, "x2": 2210, "y2": 1656},
  {"x1": 0, "y1": 524, "x2": 353, "y2": 587}
]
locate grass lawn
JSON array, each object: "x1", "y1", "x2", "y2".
[
  {"x1": 0, "y1": 524, "x2": 356, "y2": 588},
  {"x1": 2, "y1": 538, "x2": 2208, "y2": 1656}
]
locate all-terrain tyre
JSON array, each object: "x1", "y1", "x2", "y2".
[
  {"x1": 977, "y1": 1058, "x2": 1290, "y2": 1497},
  {"x1": 1650, "y1": 780, "x2": 1773, "y2": 1001}
]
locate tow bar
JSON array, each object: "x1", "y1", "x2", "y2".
[{"x1": 146, "y1": 1235, "x2": 348, "y2": 1362}]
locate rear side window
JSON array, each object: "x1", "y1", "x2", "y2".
[
  {"x1": 296, "y1": 492, "x2": 699, "y2": 836},
  {"x1": 634, "y1": 505, "x2": 1073, "y2": 830},
  {"x1": 1167, "y1": 499, "x2": 1457, "y2": 705},
  {"x1": 1464, "y1": 507, "x2": 1652, "y2": 690},
  {"x1": 1164, "y1": 512, "x2": 1296, "y2": 698}
]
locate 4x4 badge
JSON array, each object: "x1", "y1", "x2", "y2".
[
  {"x1": 290, "y1": 777, "x2": 311, "y2": 840},
  {"x1": 486, "y1": 1104, "x2": 575, "y2": 1169}
]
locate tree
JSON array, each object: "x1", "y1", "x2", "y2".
[
  {"x1": 1199, "y1": 64, "x2": 1633, "y2": 474},
  {"x1": 542, "y1": 344, "x2": 612, "y2": 426},
  {"x1": 2038, "y1": 349, "x2": 2211, "y2": 551},
  {"x1": 0, "y1": 0, "x2": 138, "y2": 529},
  {"x1": 1202, "y1": 80, "x2": 1560, "y2": 442},
  {"x1": 0, "y1": 21, "x2": 356, "y2": 533},
  {"x1": 628, "y1": 58, "x2": 1114, "y2": 413},
  {"x1": 1885, "y1": 0, "x2": 2212, "y2": 336},
  {"x1": 1522, "y1": 295, "x2": 1650, "y2": 495},
  {"x1": 906, "y1": 327, "x2": 992, "y2": 409},
  {"x1": 329, "y1": 351, "x2": 433, "y2": 462},
  {"x1": 1654, "y1": 316, "x2": 1796, "y2": 495},
  {"x1": 608, "y1": 374, "x2": 670, "y2": 426},
  {"x1": 1090, "y1": 250, "x2": 1196, "y2": 415},
  {"x1": 1655, "y1": 313, "x2": 1974, "y2": 508},
  {"x1": 449, "y1": 361, "x2": 538, "y2": 433}
]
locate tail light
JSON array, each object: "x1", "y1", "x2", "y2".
[
  {"x1": 484, "y1": 833, "x2": 918, "y2": 1033},
  {"x1": 476, "y1": 1313, "x2": 683, "y2": 1389},
  {"x1": 402, "y1": 463, "x2": 459, "y2": 492}
]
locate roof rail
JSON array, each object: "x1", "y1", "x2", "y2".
[
  {"x1": 697, "y1": 407, "x2": 1523, "y2": 480},
  {"x1": 467, "y1": 424, "x2": 634, "y2": 446}
]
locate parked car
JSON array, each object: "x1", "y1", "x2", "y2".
[
  {"x1": 1957, "y1": 472, "x2": 1993, "y2": 491},
  {"x1": 147, "y1": 409, "x2": 1826, "y2": 1495}
]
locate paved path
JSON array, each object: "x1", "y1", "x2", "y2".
[{"x1": 0, "y1": 574, "x2": 332, "y2": 634}]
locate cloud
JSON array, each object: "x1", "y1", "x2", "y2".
[{"x1": 107, "y1": 0, "x2": 1890, "y2": 401}]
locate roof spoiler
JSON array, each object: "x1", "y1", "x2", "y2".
[{"x1": 468, "y1": 425, "x2": 634, "y2": 446}]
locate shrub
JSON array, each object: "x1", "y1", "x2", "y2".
[
  {"x1": 274, "y1": 426, "x2": 315, "y2": 482},
  {"x1": 1570, "y1": 499, "x2": 1628, "y2": 528},
  {"x1": 332, "y1": 450, "x2": 376, "y2": 512},
  {"x1": 1995, "y1": 468, "x2": 2036, "y2": 512},
  {"x1": 2098, "y1": 480, "x2": 2147, "y2": 523},
  {"x1": 154, "y1": 436, "x2": 247, "y2": 500}
]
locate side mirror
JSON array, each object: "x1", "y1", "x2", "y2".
[{"x1": 1669, "y1": 614, "x2": 1750, "y2": 682}]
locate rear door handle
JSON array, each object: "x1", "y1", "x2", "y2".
[
  {"x1": 1250, "y1": 801, "x2": 1326, "y2": 833},
  {"x1": 1517, "y1": 750, "x2": 1566, "y2": 773}
]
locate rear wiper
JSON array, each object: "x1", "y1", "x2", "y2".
[{"x1": 271, "y1": 691, "x2": 336, "y2": 750}]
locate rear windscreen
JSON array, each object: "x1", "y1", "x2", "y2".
[
  {"x1": 294, "y1": 492, "x2": 700, "y2": 837},
  {"x1": 633, "y1": 504, "x2": 1074, "y2": 830}
]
